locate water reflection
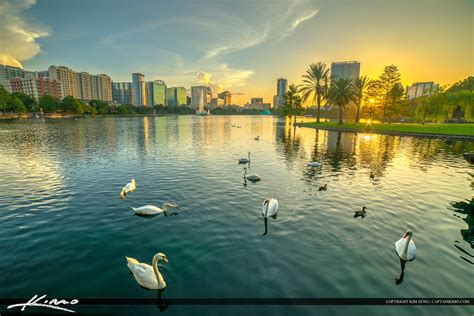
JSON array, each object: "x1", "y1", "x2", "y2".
[
  {"x1": 450, "y1": 198, "x2": 474, "y2": 264},
  {"x1": 395, "y1": 258, "x2": 407, "y2": 285}
]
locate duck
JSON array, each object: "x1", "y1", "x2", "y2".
[
  {"x1": 126, "y1": 253, "x2": 168, "y2": 290},
  {"x1": 255, "y1": 136, "x2": 260, "y2": 141},
  {"x1": 243, "y1": 167, "x2": 261, "y2": 182},
  {"x1": 395, "y1": 230, "x2": 416, "y2": 261},
  {"x1": 354, "y1": 206, "x2": 367, "y2": 218},
  {"x1": 318, "y1": 184, "x2": 327, "y2": 191},
  {"x1": 370, "y1": 172, "x2": 375, "y2": 179},
  {"x1": 308, "y1": 161, "x2": 322, "y2": 167},
  {"x1": 120, "y1": 178, "x2": 136, "y2": 199},
  {"x1": 238, "y1": 152, "x2": 250, "y2": 164},
  {"x1": 131, "y1": 203, "x2": 181, "y2": 216}
]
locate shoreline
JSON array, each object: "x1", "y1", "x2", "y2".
[{"x1": 295, "y1": 123, "x2": 474, "y2": 142}]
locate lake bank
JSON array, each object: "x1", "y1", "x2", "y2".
[{"x1": 296, "y1": 122, "x2": 474, "y2": 141}]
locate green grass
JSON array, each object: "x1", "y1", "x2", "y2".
[{"x1": 299, "y1": 122, "x2": 474, "y2": 136}]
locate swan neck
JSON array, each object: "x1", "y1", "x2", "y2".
[
  {"x1": 264, "y1": 201, "x2": 269, "y2": 218},
  {"x1": 402, "y1": 235, "x2": 412, "y2": 257},
  {"x1": 152, "y1": 255, "x2": 163, "y2": 288}
]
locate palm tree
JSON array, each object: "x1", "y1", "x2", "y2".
[
  {"x1": 351, "y1": 76, "x2": 371, "y2": 123},
  {"x1": 329, "y1": 78, "x2": 354, "y2": 124},
  {"x1": 298, "y1": 62, "x2": 329, "y2": 123}
]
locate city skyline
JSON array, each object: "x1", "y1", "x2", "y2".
[{"x1": 0, "y1": 0, "x2": 472, "y2": 105}]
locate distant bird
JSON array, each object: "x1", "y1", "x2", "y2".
[
  {"x1": 395, "y1": 230, "x2": 416, "y2": 261},
  {"x1": 255, "y1": 136, "x2": 260, "y2": 141},
  {"x1": 239, "y1": 152, "x2": 250, "y2": 164},
  {"x1": 243, "y1": 167, "x2": 261, "y2": 182},
  {"x1": 131, "y1": 203, "x2": 181, "y2": 216},
  {"x1": 318, "y1": 184, "x2": 327, "y2": 191},
  {"x1": 370, "y1": 172, "x2": 375, "y2": 179},
  {"x1": 126, "y1": 253, "x2": 168, "y2": 290},
  {"x1": 354, "y1": 206, "x2": 367, "y2": 218},
  {"x1": 308, "y1": 161, "x2": 322, "y2": 167},
  {"x1": 120, "y1": 178, "x2": 136, "y2": 199},
  {"x1": 262, "y1": 198, "x2": 278, "y2": 218}
]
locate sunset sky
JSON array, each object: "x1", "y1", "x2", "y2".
[{"x1": 1, "y1": 0, "x2": 472, "y2": 105}]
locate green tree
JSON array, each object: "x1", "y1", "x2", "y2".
[
  {"x1": 61, "y1": 96, "x2": 84, "y2": 114},
  {"x1": 329, "y1": 78, "x2": 354, "y2": 124},
  {"x1": 298, "y1": 62, "x2": 329, "y2": 123},
  {"x1": 282, "y1": 84, "x2": 303, "y2": 123},
  {"x1": 379, "y1": 65, "x2": 401, "y2": 123},
  {"x1": 39, "y1": 95, "x2": 60, "y2": 113},
  {"x1": 89, "y1": 100, "x2": 110, "y2": 115},
  {"x1": 12, "y1": 92, "x2": 36, "y2": 112},
  {"x1": 386, "y1": 83, "x2": 405, "y2": 122},
  {"x1": 0, "y1": 85, "x2": 11, "y2": 112},
  {"x1": 351, "y1": 76, "x2": 371, "y2": 123},
  {"x1": 7, "y1": 96, "x2": 27, "y2": 113}
]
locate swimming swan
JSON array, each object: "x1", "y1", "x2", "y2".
[
  {"x1": 120, "y1": 178, "x2": 136, "y2": 199},
  {"x1": 354, "y1": 206, "x2": 367, "y2": 218},
  {"x1": 395, "y1": 230, "x2": 416, "y2": 261},
  {"x1": 244, "y1": 167, "x2": 261, "y2": 182},
  {"x1": 126, "y1": 253, "x2": 168, "y2": 290},
  {"x1": 131, "y1": 203, "x2": 181, "y2": 216},
  {"x1": 239, "y1": 152, "x2": 250, "y2": 164},
  {"x1": 262, "y1": 198, "x2": 278, "y2": 218}
]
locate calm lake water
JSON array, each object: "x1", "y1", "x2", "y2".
[{"x1": 0, "y1": 116, "x2": 472, "y2": 315}]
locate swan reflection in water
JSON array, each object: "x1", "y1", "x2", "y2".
[
  {"x1": 156, "y1": 288, "x2": 172, "y2": 312},
  {"x1": 262, "y1": 198, "x2": 279, "y2": 235},
  {"x1": 394, "y1": 230, "x2": 416, "y2": 285}
]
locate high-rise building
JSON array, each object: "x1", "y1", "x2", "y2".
[
  {"x1": 112, "y1": 82, "x2": 134, "y2": 105},
  {"x1": 146, "y1": 80, "x2": 167, "y2": 106},
  {"x1": 273, "y1": 78, "x2": 288, "y2": 109},
  {"x1": 2, "y1": 77, "x2": 63, "y2": 100},
  {"x1": 218, "y1": 91, "x2": 232, "y2": 105},
  {"x1": 330, "y1": 61, "x2": 360, "y2": 81},
  {"x1": 191, "y1": 86, "x2": 208, "y2": 111},
  {"x1": 406, "y1": 82, "x2": 438, "y2": 100},
  {"x1": 78, "y1": 72, "x2": 92, "y2": 100},
  {"x1": 132, "y1": 73, "x2": 146, "y2": 106},
  {"x1": 90, "y1": 74, "x2": 112, "y2": 102},
  {"x1": 166, "y1": 86, "x2": 187, "y2": 106},
  {"x1": 211, "y1": 97, "x2": 224, "y2": 108},
  {"x1": 248, "y1": 97, "x2": 270, "y2": 110},
  {"x1": 48, "y1": 65, "x2": 81, "y2": 99},
  {"x1": 0, "y1": 65, "x2": 29, "y2": 82}
]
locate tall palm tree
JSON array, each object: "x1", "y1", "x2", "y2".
[
  {"x1": 351, "y1": 76, "x2": 371, "y2": 123},
  {"x1": 298, "y1": 62, "x2": 329, "y2": 123},
  {"x1": 329, "y1": 78, "x2": 354, "y2": 124}
]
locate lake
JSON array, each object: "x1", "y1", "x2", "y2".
[{"x1": 0, "y1": 116, "x2": 472, "y2": 315}]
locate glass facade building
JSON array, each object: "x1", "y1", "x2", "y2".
[
  {"x1": 331, "y1": 61, "x2": 360, "y2": 81},
  {"x1": 132, "y1": 73, "x2": 146, "y2": 106}
]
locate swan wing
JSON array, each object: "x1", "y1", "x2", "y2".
[
  {"x1": 395, "y1": 238, "x2": 416, "y2": 260},
  {"x1": 126, "y1": 256, "x2": 139, "y2": 270},
  {"x1": 132, "y1": 205, "x2": 162, "y2": 215},
  {"x1": 268, "y1": 199, "x2": 279, "y2": 216},
  {"x1": 395, "y1": 238, "x2": 405, "y2": 257},
  {"x1": 130, "y1": 263, "x2": 158, "y2": 289}
]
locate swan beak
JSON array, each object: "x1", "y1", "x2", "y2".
[{"x1": 163, "y1": 258, "x2": 169, "y2": 263}]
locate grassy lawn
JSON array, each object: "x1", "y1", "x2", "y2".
[{"x1": 299, "y1": 122, "x2": 474, "y2": 136}]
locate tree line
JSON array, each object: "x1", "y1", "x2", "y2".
[{"x1": 280, "y1": 62, "x2": 473, "y2": 124}]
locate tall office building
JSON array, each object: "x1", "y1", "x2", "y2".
[
  {"x1": 166, "y1": 86, "x2": 187, "y2": 106},
  {"x1": 331, "y1": 61, "x2": 360, "y2": 81},
  {"x1": 176, "y1": 87, "x2": 187, "y2": 106},
  {"x1": 90, "y1": 74, "x2": 112, "y2": 102},
  {"x1": 191, "y1": 86, "x2": 208, "y2": 111},
  {"x1": 132, "y1": 73, "x2": 146, "y2": 106},
  {"x1": 273, "y1": 77, "x2": 288, "y2": 109},
  {"x1": 406, "y1": 82, "x2": 438, "y2": 100},
  {"x1": 2, "y1": 77, "x2": 63, "y2": 100},
  {"x1": 48, "y1": 65, "x2": 81, "y2": 98},
  {"x1": 112, "y1": 82, "x2": 134, "y2": 105},
  {"x1": 218, "y1": 91, "x2": 232, "y2": 105},
  {"x1": 0, "y1": 65, "x2": 29, "y2": 82},
  {"x1": 78, "y1": 72, "x2": 92, "y2": 100},
  {"x1": 146, "y1": 80, "x2": 167, "y2": 106}
]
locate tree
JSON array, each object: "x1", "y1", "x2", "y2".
[
  {"x1": 12, "y1": 92, "x2": 36, "y2": 112},
  {"x1": 298, "y1": 62, "x2": 329, "y2": 123},
  {"x1": 61, "y1": 96, "x2": 84, "y2": 114},
  {"x1": 329, "y1": 78, "x2": 354, "y2": 124},
  {"x1": 379, "y1": 65, "x2": 401, "y2": 123},
  {"x1": 7, "y1": 96, "x2": 27, "y2": 113},
  {"x1": 364, "y1": 79, "x2": 383, "y2": 123},
  {"x1": 282, "y1": 84, "x2": 303, "y2": 123},
  {"x1": 39, "y1": 95, "x2": 60, "y2": 113},
  {"x1": 0, "y1": 85, "x2": 11, "y2": 112},
  {"x1": 386, "y1": 83, "x2": 405, "y2": 122},
  {"x1": 89, "y1": 100, "x2": 110, "y2": 115},
  {"x1": 351, "y1": 76, "x2": 371, "y2": 123}
]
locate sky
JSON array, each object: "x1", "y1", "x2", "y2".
[{"x1": 0, "y1": 0, "x2": 472, "y2": 105}]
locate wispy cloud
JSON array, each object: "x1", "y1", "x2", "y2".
[{"x1": 0, "y1": 0, "x2": 49, "y2": 68}]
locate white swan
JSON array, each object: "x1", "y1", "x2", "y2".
[
  {"x1": 308, "y1": 161, "x2": 322, "y2": 167},
  {"x1": 395, "y1": 230, "x2": 416, "y2": 261},
  {"x1": 262, "y1": 198, "x2": 278, "y2": 218},
  {"x1": 244, "y1": 167, "x2": 261, "y2": 182},
  {"x1": 239, "y1": 152, "x2": 250, "y2": 164},
  {"x1": 126, "y1": 253, "x2": 168, "y2": 290},
  {"x1": 120, "y1": 178, "x2": 136, "y2": 199},
  {"x1": 131, "y1": 203, "x2": 180, "y2": 216}
]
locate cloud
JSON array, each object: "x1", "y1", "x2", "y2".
[{"x1": 0, "y1": 0, "x2": 49, "y2": 68}]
